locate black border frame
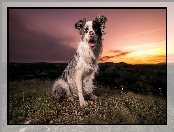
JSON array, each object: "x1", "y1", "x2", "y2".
[{"x1": 7, "y1": 7, "x2": 167, "y2": 125}]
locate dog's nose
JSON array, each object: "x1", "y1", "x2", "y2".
[{"x1": 89, "y1": 31, "x2": 94, "y2": 36}]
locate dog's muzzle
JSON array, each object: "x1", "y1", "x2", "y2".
[
  {"x1": 88, "y1": 31, "x2": 96, "y2": 47},
  {"x1": 88, "y1": 38, "x2": 95, "y2": 47}
]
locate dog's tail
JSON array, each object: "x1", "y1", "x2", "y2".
[{"x1": 52, "y1": 79, "x2": 67, "y2": 102}]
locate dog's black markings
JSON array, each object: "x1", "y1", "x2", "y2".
[
  {"x1": 75, "y1": 18, "x2": 86, "y2": 40},
  {"x1": 53, "y1": 52, "x2": 80, "y2": 102},
  {"x1": 61, "y1": 52, "x2": 79, "y2": 81}
]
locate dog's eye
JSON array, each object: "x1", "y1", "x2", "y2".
[{"x1": 85, "y1": 28, "x2": 89, "y2": 33}]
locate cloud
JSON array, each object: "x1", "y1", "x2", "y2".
[
  {"x1": 118, "y1": 27, "x2": 166, "y2": 39},
  {"x1": 116, "y1": 52, "x2": 131, "y2": 57},
  {"x1": 99, "y1": 55, "x2": 115, "y2": 62},
  {"x1": 99, "y1": 51, "x2": 132, "y2": 62},
  {"x1": 148, "y1": 55, "x2": 166, "y2": 63},
  {"x1": 108, "y1": 50, "x2": 121, "y2": 53},
  {"x1": 9, "y1": 11, "x2": 77, "y2": 63}
]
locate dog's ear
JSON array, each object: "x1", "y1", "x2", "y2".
[
  {"x1": 94, "y1": 15, "x2": 107, "y2": 35},
  {"x1": 75, "y1": 18, "x2": 86, "y2": 35}
]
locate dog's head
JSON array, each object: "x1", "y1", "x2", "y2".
[{"x1": 75, "y1": 15, "x2": 107, "y2": 48}]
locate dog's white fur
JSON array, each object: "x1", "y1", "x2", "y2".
[{"x1": 52, "y1": 15, "x2": 107, "y2": 106}]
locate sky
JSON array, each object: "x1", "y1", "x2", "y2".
[{"x1": 9, "y1": 8, "x2": 166, "y2": 64}]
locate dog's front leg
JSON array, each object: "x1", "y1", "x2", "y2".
[{"x1": 75, "y1": 70, "x2": 88, "y2": 107}]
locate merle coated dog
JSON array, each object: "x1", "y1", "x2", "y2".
[{"x1": 52, "y1": 15, "x2": 107, "y2": 106}]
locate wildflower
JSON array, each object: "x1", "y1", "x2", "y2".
[
  {"x1": 108, "y1": 104, "x2": 111, "y2": 110},
  {"x1": 141, "y1": 117, "x2": 145, "y2": 124},
  {"x1": 159, "y1": 88, "x2": 162, "y2": 93},
  {"x1": 112, "y1": 100, "x2": 114, "y2": 105}
]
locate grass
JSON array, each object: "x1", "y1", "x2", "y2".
[{"x1": 9, "y1": 79, "x2": 166, "y2": 124}]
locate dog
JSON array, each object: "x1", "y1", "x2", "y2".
[{"x1": 52, "y1": 15, "x2": 107, "y2": 107}]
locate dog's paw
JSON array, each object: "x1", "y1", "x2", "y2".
[
  {"x1": 67, "y1": 97, "x2": 74, "y2": 102},
  {"x1": 80, "y1": 100, "x2": 88, "y2": 107}
]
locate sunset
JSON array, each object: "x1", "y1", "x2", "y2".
[
  {"x1": 9, "y1": 8, "x2": 166, "y2": 64},
  {"x1": 7, "y1": 7, "x2": 167, "y2": 125}
]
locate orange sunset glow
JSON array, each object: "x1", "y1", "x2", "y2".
[
  {"x1": 9, "y1": 8, "x2": 166, "y2": 64},
  {"x1": 100, "y1": 9, "x2": 166, "y2": 64}
]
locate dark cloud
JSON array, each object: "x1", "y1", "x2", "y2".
[
  {"x1": 109, "y1": 50, "x2": 121, "y2": 53},
  {"x1": 9, "y1": 10, "x2": 78, "y2": 63},
  {"x1": 116, "y1": 52, "x2": 131, "y2": 57},
  {"x1": 99, "y1": 51, "x2": 132, "y2": 62},
  {"x1": 99, "y1": 55, "x2": 115, "y2": 62}
]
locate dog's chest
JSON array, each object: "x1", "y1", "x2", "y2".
[
  {"x1": 82, "y1": 63, "x2": 94, "y2": 74},
  {"x1": 75, "y1": 55, "x2": 97, "y2": 74}
]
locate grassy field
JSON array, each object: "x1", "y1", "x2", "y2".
[{"x1": 9, "y1": 79, "x2": 166, "y2": 124}]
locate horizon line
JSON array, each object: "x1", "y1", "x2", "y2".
[{"x1": 8, "y1": 61, "x2": 167, "y2": 65}]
